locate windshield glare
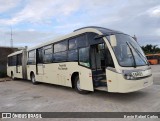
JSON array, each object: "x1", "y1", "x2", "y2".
[{"x1": 108, "y1": 34, "x2": 148, "y2": 67}]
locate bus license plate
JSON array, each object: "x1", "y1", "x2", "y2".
[{"x1": 131, "y1": 71, "x2": 143, "y2": 78}]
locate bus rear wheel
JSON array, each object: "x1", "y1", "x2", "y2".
[
  {"x1": 31, "y1": 73, "x2": 38, "y2": 85},
  {"x1": 74, "y1": 76, "x2": 89, "y2": 94}
]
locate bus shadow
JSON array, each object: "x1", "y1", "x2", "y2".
[
  {"x1": 90, "y1": 89, "x2": 150, "y2": 102},
  {"x1": 16, "y1": 79, "x2": 75, "y2": 92},
  {"x1": 14, "y1": 78, "x2": 32, "y2": 84},
  {"x1": 13, "y1": 79, "x2": 150, "y2": 102}
]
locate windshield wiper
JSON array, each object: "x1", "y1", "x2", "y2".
[
  {"x1": 126, "y1": 42, "x2": 136, "y2": 68},
  {"x1": 128, "y1": 42, "x2": 149, "y2": 66}
]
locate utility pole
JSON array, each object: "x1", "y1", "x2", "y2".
[{"x1": 10, "y1": 26, "x2": 13, "y2": 47}]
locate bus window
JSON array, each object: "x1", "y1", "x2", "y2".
[
  {"x1": 69, "y1": 34, "x2": 88, "y2": 50},
  {"x1": 43, "y1": 45, "x2": 53, "y2": 63},
  {"x1": 54, "y1": 40, "x2": 68, "y2": 53},
  {"x1": 69, "y1": 38, "x2": 77, "y2": 50},
  {"x1": 17, "y1": 54, "x2": 22, "y2": 65},
  {"x1": 54, "y1": 51, "x2": 67, "y2": 62},
  {"x1": 77, "y1": 34, "x2": 88, "y2": 48},
  {"x1": 68, "y1": 49, "x2": 78, "y2": 61},
  {"x1": 53, "y1": 40, "x2": 68, "y2": 62},
  {"x1": 28, "y1": 50, "x2": 35, "y2": 64},
  {"x1": 8, "y1": 56, "x2": 16, "y2": 66},
  {"x1": 12, "y1": 56, "x2": 17, "y2": 66},
  {"x1": 79, "y1": 47, "x2": 90, "y2": 68}
]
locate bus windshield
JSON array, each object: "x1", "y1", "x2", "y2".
[{"x1": 108, "y1": 34, "x2": 148, "y2": 67}]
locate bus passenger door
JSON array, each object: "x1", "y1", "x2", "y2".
[
  {"x1": 36, "y1": 48, "x2": 44, "y2": 81},
  {"x1": 90, "y1": 43, "x2": 107, "y2": 88},
  {"x1": 78, "y1": 47, "x2": 94, "y2": 91},
  {"x1": 16, "y1": 54, "x2": 22, "y2": 78}
]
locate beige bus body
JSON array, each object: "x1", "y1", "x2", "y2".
[{"x1": 7, "y1": 27, "x2": 153, "y2": 93}]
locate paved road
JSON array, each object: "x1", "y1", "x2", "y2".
[
  {"x1": 151, "y1": 65, "x2": 160, "y2": 85},
  {"x1": 0, "y1": 80, "x2": 160, "y2": 121},
  {"x1": 1, "y1": 80, "x2": 160, "y2": 112},
  {"x1": 0, "y1": 65, "x2": 160, "y2": 121}
]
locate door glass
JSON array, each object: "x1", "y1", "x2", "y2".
[
  {"x1": 90, "y1": 43, "x2": 105, "y2": 70},
  {"x1": 90, "y1": 46, "x2": 96, "y2": 70},
  {"x1": 79, "y1": 47, "x2": 90, "y2": 68},
  {"x1": 37, "y1": 48, "x2": 43, "y2": 63},
  {"x1": 98, "y1": 43, "x2": 105, "y2": 70}
]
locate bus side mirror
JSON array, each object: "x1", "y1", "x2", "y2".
[
  {"x1": 94, "y1": 35, "x2": 103, "y2": 40},
  {"x1": 110, "y1": 35, "x2": 117, "y2": 47},
  {"x1": 133, "y1": 35, "x2": 137, "y2": 41}
]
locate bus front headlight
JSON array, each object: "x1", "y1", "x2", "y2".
[
  {"x1": 123, "y1": 73, "x2": 135, "y2": 80},
  {"x1": 122, "y1": 69, "x2": 151, "y2": 80},
  {"x1": 122, "y1": 70, "x2": 136, "y2": 80}
]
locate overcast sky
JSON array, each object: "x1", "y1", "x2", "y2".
[{"x1": 0, "y1": 0, "x2": 160, "y2": 48}]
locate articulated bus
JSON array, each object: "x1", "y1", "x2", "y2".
[
  {"x1": 7, "y1": 49, "x2": 27, "y2": 80},
  {"x1": 146, "y1": 54, "x2": 160, "y2": 65},
  {"x1": 7, "y1": 26, "x2": 153, "y2": 93}
]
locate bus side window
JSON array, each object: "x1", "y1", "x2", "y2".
[
  {"x1": 78, "y1": 47, "x2": 90, "y2": 68},
  {"x1": 8, "y1": 56, "x2": 16, "y2": 66},
  {"x1": 68, "y1": 49, "x2": 78, "y2": 61},
  {"x1": 17, "y1": 54, "x2": 22, "y2": 65},
  {"x1": 43, "y1": 45, "x2": 53, "y2": 63},
  {"x1": 28, "y1": 50, "x2": 35, "y2": 65},
  {"x1": 53, "y1": 40, "x2": 68, "y2": 62},
  {"x1": 68, "y1": 37, "x2": 78, "y2": 61}
]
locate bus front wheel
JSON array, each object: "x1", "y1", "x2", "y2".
[
  {"x1": 74, "y1": 76, "x2": 89, "y2": 94},
  {"x1": 31, "y1": 73, "x2": 38, "y2": 85}
]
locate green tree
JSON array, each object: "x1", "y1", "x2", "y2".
[{"x1": 141, "y1": 44, "x2": 160, "y2": 54}]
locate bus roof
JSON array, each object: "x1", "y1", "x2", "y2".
[
  {"x1": 8, "y1": 50, "x2": 23, "y2": 57},
  {"x1": 28, "y1": 26, "x2": 123, "y2": 51},
  {"x1": 74, "y1": 26, "x2": 122, "y2": 34}
]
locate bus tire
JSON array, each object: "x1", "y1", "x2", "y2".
[
  {"x1": 74, "y1": 76, "x2": 89, "y2": 94},
  {"x1": 31, "y1": 73, "x2": 38, "y2": 85},
  {"x1": 11, "y1": 72, "x2": 14, "y2": 80}
]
